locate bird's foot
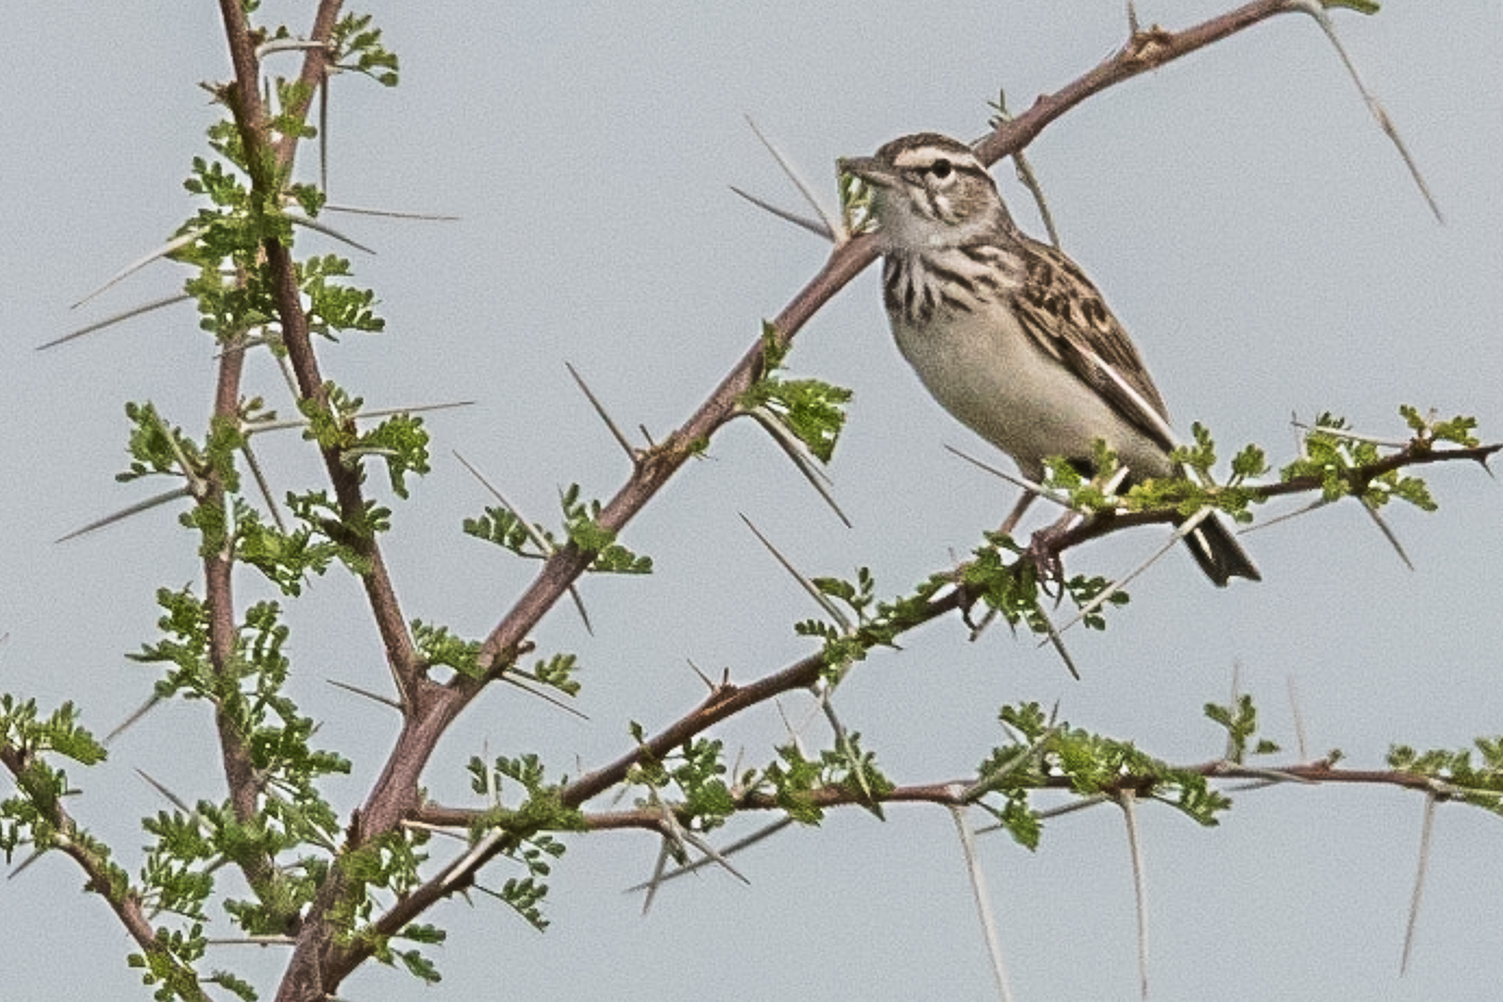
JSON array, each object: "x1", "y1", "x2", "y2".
[{"x1": 1022, "y1": 523, "x2": 1071, "y2": 601}]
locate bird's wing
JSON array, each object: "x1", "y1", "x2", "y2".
[{"x1": 1007, "y1": 239, "x2": 1178, "y2": 455}]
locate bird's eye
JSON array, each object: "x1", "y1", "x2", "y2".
[{"x1": 929, "y1": 158, "x2": 953, "y2": 179}]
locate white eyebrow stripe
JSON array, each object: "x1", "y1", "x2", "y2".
[{"x1": 890, "y1": 148, "x2": 983, "y2": 172}]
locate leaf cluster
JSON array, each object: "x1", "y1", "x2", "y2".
[
  {"x1": 298, "y1": 255, "x2": 384, "y2": 339},
  {"x1": 1280, "y1": 410, "x2": 1457, "y2": 511},
  {"x1": 464, "y1": 754, "x2": 578, "y2": 930},
  {"x1": 330, "y1": 13, "x2": 401, "y2": 86},
  {"x1": 757, "y1": 731, "x2": 894, "y2": 824},
  {"x1": 298, "y1": 385, "x2": 429, "y2": 499},
  {"x1": 625, "y1": 734, "x2": 739, "y2": 834},
  {"x1": 740, "y1": 322, "x2": 853, "y2": 463},
  {"x1": 336, "y1": 831, "x2": 445, "y2": 983},
  {"x1": 1390, "y1": 738, "x2": 1503, "y2": 815},
  {"x1": 463, "y1": 483, "x2": 652, "y2": 574},
  {"x1": 1204, "y1": 693, "x2": 1282, "y2": 763},
  {"x1": 130, "y1": 592, "x2": 349, "y2": 930},
  {"x1": 0, "y1": 696, "x2": 108, "y2": 862},
  {"x1": 971, "y1": 703, "x2": 1234, "y2": 849}
]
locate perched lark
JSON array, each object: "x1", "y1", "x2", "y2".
[{"x1": 839, "y1": 132, "x2": 1258, "y2": 585}]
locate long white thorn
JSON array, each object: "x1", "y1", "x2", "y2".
[
  {"x1": 745, "y1": 407, "x2": 851, "y2": 527},
  {"x1": 56, "y1": 487, "x2": 194, "y2": 543},
  {"x1": 743, "y1": 115, "x2": 841, "y2": 239},
  {"x1": 323, "y1": 203, "x2": 460, "y2": 221},
  {"x1": 71, "y1": 231, "x2": 200, "y2": 309},
  {"x1": 728, "y1": 185, "x2": 835, "y2": 240},
  {"x1": 949, "y1": 803, "x2": 1015, "y2": 1002},
  {"x1": 739, "y1": 514, "x2": 853, "y2": 632},
  {"x1": 40, "y1": 293, "x2": 190, "y2": 350},
  {"x1": 1119, "y1": 790, "x2": 1150, "y2": 999},
  {"x1": 1400, "y1": 794, "x2": 1437, "y2": 974},
  {"x1": 1287, "y1": 0, "x2": 1442, "y2": 222}
]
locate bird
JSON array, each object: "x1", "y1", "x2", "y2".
[{"x1": 837, "y1": 132, "x2": 1258, "y2": 585}]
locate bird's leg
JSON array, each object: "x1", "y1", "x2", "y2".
[
  {"x1": 988, "y1": 488, "x2": 1069, "y2": 595},
  {"x1": 997, "y1": 490, "x2": 1037, "y2": 537},
  {"x1": 1023, "y1": 506, "x2": 1076, "y2": 595},
  {"x1": 956, "y1": 489, "x2": 1039, "y2": 633},
  {"x1": 1021, "y1": 465, "x2": 1131, "y2": 591},
  {"x1": 959, "y1": 488, "x2": 1048, "y2": 635}
]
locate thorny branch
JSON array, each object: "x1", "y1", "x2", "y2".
[
  {"x1": 387, "y1": 431, "x2": 1497, "y2": 916},
  {"x1": 218, "y1": 2, "x2": 1460, "y2": 997},
  {"x1": 414, "y1": 758, "x2": 1460, "y2": 836},
  {"x1": 1047, "y1": 441, "x2": 1503, "y2": 557},
  {"x1": 0, "y1": 746, "x2": 212, "y2": 1001},
  {"x1": 473, "y1": 0, "x2": 1365, "y2": 674},
  {"x1": 21, "y1": 3, "x2": 1462, "y2": 1001}
]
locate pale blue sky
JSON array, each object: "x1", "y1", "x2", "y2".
[{"x1": 4, "y1": 3, "x2": 1502, "y2": 1001}]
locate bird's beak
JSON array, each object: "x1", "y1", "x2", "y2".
[{"x1": 836, "y1": 156, "x2": 896, "y2": 187}]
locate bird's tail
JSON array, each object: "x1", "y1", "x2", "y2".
[{"x1": 1183, "y1": 513, "x2": 1261, "y2": 587}]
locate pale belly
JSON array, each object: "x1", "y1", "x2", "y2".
[{"x1": 893, "y1": 308, "x2": 1173, "y2": 482}]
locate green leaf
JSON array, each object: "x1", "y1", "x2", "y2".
[
  {"x1": 529, "y1": 653, "x2": 581, "y2": 697},
  {"x1": 331, "y1": 12, "x2": 401, "y2": 86},
  {"x1": 299, "y1": 255, "x2": 384, "y2": 337},
  {"x1": 235, "y1": 502, "x2": 341, "y2": 596},
  {"x1": 205, "y1": 969, "x2": 258, "y2": 1001},
  {"x1": 413, "y1": 621, "x2": 482, "y2": 679},
  {"x1": 1204, "y1": 693, "x2": 1268, "y2": 764},
  {"x1": 464, "y1": 505, "x2": 552, "y2": 558},
  {"x1": 1389, "y1": 738, "x2": 1503, "y2": 815},
  {"x1": 498, "y1": 876, "x2": 551, "y2": 931},
  {"x1": 396, "y1": 948, "x2": 441, "y2": 983},
  {"x1": 1230, "y1": 443, "x2": 1269, "y2": 479},
  {"x1": 740, "y1": 322, "x2": 852, "y2": 463},
  {"x1": 558, "y1": 485, "x2": 652, "y2": 572},
  {"x1": 1169, "y1": 422, "x2": 1217, "y2": 475}
]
